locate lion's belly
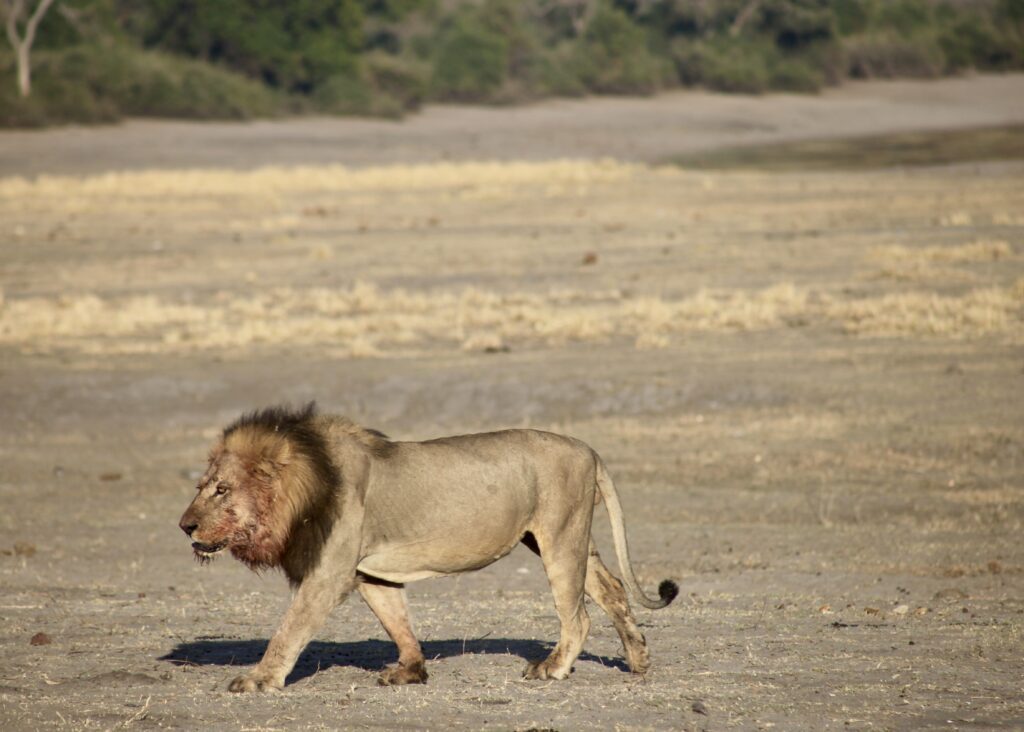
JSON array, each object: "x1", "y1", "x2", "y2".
[
  {"x1": 357, "y1": 448, "x2": 538, "y2": 583},
  {"x1": 357, "y1": 504, "x2": 530, "y2": 583},
  {"x1": 357, "y1": 529, "x2": 524, "y2": 583}
]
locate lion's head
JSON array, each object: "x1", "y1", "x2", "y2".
[{"x1": 178, "y1": 403, "x2": 339, "y2": 580}]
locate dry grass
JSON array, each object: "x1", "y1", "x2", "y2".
[
  {"x1": 831, "y1": 288, "x2": 1022, "y2": 338},
  {"x1": 868, "y1": 240, "x2": 1015, "y2": 282},
  {"x1": 0, "y1": 159, "x2": 643, "y2": 202},
  {"x1": 2, "y1": 159, "x2": 1022, "y2": 357},
  {"x1": 2, "y1": 281, "x2": 1021, "y2": 357},
  {"x1": 871, "y1": 239, "x2": 1013, "y2": 265}
]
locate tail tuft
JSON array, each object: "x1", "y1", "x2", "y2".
[{"x1": 658, "y1": 580, "x2": 679, "y2": 606}]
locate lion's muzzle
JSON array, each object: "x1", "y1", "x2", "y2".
[{"x1": 192, "y1": 540, "x2": 227, "y2": 557}]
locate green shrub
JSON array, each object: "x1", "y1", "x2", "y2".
[
  {"x1": 314, "y1": 52, "x2": 427, "y2": 117},
  {"x1": 938, "y1": 15, "x2": 1020, "y2": 71},
  {"x1": 0, "y1": 51, "x2": 120, "y2": 126},
  {"x1": 843, "y1": 32, "x2": 945, "y2": 78},
  {"x1": 364, "y1": 52, "x2": 428, "y2": 110},
  {"x1": 570, "y1": 2, "x2": 667, "y2": 94},
  {"x1": 761, "y1": 1, "x2": 836, "y2": 50},
  {"x1": 313, "y1": 73, "x2": 378, "y2": 115},
  {"x1": 430, "y1": 15, "x2": 509, "y2": 101},
  {"x1": 94, "y1": 45, "x2": 283, "y2": 118},
  {"x1": 532, "y1": 46, "x2": 588, "y2": 97},
  {"x1": 673, "y1": 38, "x2": 769, "y2": 94},
  {"x1": 125, "y1": 0, "x2": 365, "y2": 94},
  {"x1": 0, "y1": 43, "x2": 285, "y2": 127},
  {"x1": 873, "y1": 0, "x2": 934, "y2": 36},
  {"x1": 768, "y1": 57, "x2": 824, "y2": 93}
]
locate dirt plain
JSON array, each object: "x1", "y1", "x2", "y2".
[{"x1": 1, "y1": 76, "x2": 1024, "y2": 731}]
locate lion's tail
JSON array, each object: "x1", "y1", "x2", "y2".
[{"x1": 595, "y1": 455, "x2": 678, "y2": 610}]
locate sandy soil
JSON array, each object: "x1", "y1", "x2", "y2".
[
  {"x1": 1, "y1": 74, "x2": 1024, "y2": 175},
  {"x1": 1, "y1": 78, "x2": 1023, "y2": 731}
]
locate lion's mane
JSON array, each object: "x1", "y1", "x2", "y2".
[{"x1": 217, "y1": 402, "x2": 380, "y2": 583}]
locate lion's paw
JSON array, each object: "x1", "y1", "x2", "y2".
[
  {"x1": 522, "y1": 659, "x2": 569, "y2": 681},
  {"x1": 228, "y1": 673, "x2": 283, "y2": 693},
  {"x1": 377, "y1": 661, "x2": 428, "y2": 686}
]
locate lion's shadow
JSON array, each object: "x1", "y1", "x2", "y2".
[{"x1": 159, "y1": 637, "x2": 629, "y2": 685}]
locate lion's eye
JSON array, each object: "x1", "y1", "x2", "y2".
[{"x1": 215, "y1": 483, "x2": 231, "y2": 495}]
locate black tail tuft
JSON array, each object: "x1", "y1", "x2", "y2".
[{"x1": 658, "y1": 580, "x2": 679, "y2": 605}]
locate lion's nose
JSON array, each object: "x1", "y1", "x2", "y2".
[{"x1": 180, "y1": 520, "x2": 198, "y2": 537}]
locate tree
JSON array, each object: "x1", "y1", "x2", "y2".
[
  {"x1": 3, "y1": 0, "x2": 58, "y2": 96},
  {"x1": 132, "y1": 0, "x2": 365, "y2": 93}
]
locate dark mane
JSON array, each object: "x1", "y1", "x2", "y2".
[
  {"x1": 225, "y1": 400, "x2": 317, "y2": 439},
  {"x1": 224, "y1": 402, "x2": 341, "y2": 583},
  {"x1": 225, "y1": 402, "x2": 336, "y2": 485}
]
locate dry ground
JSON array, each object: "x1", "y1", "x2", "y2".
[{"x1": 1, "y1": 78, "x2": 1024, "y2": 731}]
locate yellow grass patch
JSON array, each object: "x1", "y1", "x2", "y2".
[
  {"x1": 868, "y1": 240, "x2": 1015, "y2": 283},
  {"x1": 0, "y1": 159, "x2": 643, "y2": 201},
  {"x1": 830, "y1": 288, "x2": 1021, "y2": 338},
  {"x1": 2, "y1": 281, "x2": 1020, "y2": 357},
  {"x1": 871, "y1": 239, "x2": 1013, "y2": 265}
]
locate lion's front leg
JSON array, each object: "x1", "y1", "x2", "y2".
[{"x1": 229, "y1": 575, "x2": 356, "y2": 693}]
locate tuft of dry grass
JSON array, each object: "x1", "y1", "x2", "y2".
[
  {"x1": 870, "y1": 240, "x2": 1013, "y2": 265},
  {"x1": 829, "y1": 287, "x2": 1022, "y2": 338},
  {"x1": 868, "y1": 240, "x2": 1015, "y2": 283}
]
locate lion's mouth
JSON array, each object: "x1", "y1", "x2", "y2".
[{"x1": 192, "y1": 541, "x2": 227, "y2": 559}]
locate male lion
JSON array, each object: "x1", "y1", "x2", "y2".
[{"x1": 178, "y1": 403, "x2": 677, "y2": 692}]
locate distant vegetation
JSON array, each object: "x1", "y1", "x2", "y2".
[
  {"x1": 672, "y1": 124, "x2": 1024, "y2": 170},
  {"x1": 2, "y1": 0, "x2": 1024, "y2": 126}
]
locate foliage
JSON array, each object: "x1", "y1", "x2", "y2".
[
  {"x1": 119, "y1": 0, "x2": 364, "y2": 93},
  {"x1": 429, "y1": 11, "x2": 509, "y2": 101},
  {"x1": 314, "y1": 51, "x2": 426, "y2": 116},
  {"x1": 0, "y1": 42, "x2": 285, "y2": 126},
  {"x1": 2, "y1": 0, "x2": 1024, "y2": 126},
  {"x1": 568, "y1": 2, "x2": 669, "y2": 94}
]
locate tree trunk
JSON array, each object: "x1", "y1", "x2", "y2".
[
  {"x1": 16, "y1": 41, "x2": 30, "y2": 96},
  {"x1": 4, "y1": 0, "x2": 58, "y2": 98},
  {"x1": 730, "y1": 0, "x2": 762, "y2": 38}
]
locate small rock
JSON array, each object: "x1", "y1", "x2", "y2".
[
  {"x1": 30, "y1": 632, "x2": 51, "y2": 646},
  {"x1": 865, "y1": 607, "x2": 881, "y2": 616},
  {"x1": 691, "y1": 700, "x2": 707, "y2": 715},
  {"x1": 98, "y1": 472, "x2": 122, "y2": 482},
  {"x1": 581, "y1": 252, "x2": 598, "y2": 266},
  {"x1": 13, "y1": 542, "x2": 36, "y2": 557},
  {"x1": 987, "y1": 560, "x2": 1003, "y2": 575},
  {"x1": 893, "y1": 604, "x2": 909, "y2": 616}
]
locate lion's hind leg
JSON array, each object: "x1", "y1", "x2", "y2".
[
  {"x1": 522, "y1": 533, "x2": 591, "y2": 681},
  {"x1": 358, "y1": 580, "x2": 428, "y2": 686},
  {"x1": 585, "y1": 541, "x2": 650, "y2": 674}
]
